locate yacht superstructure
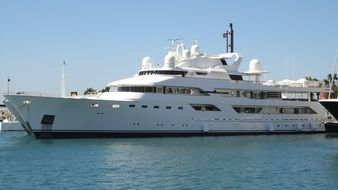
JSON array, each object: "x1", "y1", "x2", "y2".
[{"x1": 4, "y1": 24, "x2": 329, "y2": 138}]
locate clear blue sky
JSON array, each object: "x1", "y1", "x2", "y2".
[{"x1": 1, "y1": 0, "x2": 338, "y2": 98}]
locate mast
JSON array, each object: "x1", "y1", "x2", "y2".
[
  {"x1": 223, "y1": 23, "x2": 234, "y2": 53},
  {"x1": 61, "y1": 61, "x2": 66, "y2": 97},
  {"x1": 7, "y1": 76, "x2": 10, "y2": 95},
  {"x1": 230, "y1": 23, "x2": 234, "y2": 53},
  {"x1": 328, "y1": 50, "x2": 338, "y2": 99}
]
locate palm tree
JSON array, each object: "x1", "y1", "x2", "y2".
[
  {"x1": 305, "y1": 76, "x2": 319, "y2": 81},
  {"x1": 100, "y1": 87, "x2": 110, "y2": 93},
  {"x1": 84, "y1": 88, "x2": 97, "y2": 95},
  {"x1": 322, "y1": 73, "x2": 338, "y2": 98},
  {"x1": 323, "y1": 73, "x2": 338, "y2": 87}
]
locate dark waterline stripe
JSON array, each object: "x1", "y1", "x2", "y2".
[{"x1": 33, "y1": 130, "x2": 326, "y2": 139}]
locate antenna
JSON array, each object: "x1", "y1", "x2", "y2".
[
  {"x1": 285, "y1": 58, "x2": 288, "y2": 79},
  {"x1": 292, "y1": 56, "x2": 295, "y2": 80},
  {"x1": 61, "y1": 61, "x2": 66, "y2": 97},
  {"x1": 223, "y1": 31, "x2": 229, "y2": 53},
  {"x1": 168, "y1": 38, "x2": 181, "y2": 45}
]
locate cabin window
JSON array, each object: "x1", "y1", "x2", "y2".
[
  {"x1": 118, "y1": 87, "x2": 130, "y2": 92},
  {"x1": 129, "y1": 104, "x2": 135, "y2": 108},
  {"x1": 252, "y1": 91, "x2": 263, "y2": 99},
  {"x1": 229, "y1": 74, "x2": 243, "y2": 80},
  {"x1": 233, "y1": 107, "x2": 262, "y2": 113},
  {"x1": 190, "y1": 104, "x2": 221, "y2": 111},
  {"x1": 142, "y1": 105, "x2": 148, "y2": 108},
  {"x1": 139, "y1": 70, "x2": 187, "y2": 76},
  {"x1": 178, "y1": 106, "x2": 183, "y2": 110},
  {"x1": 166, "y1": 106, "x2": 172, "y2": 109},
  {"x1": 116, "y1": 85, "x2": 208, "y2": 96},
  {"x1": 196, "y1": 72, "x2": 207, "y2": 75},
  {"x1": 233, "y1": 106, "x2": 316, "y2": 114},
  {"x1": 154, "y1": 106, "x2": 159, "y2": 109},
  {"x1": 267, "y1": 92, "x2": 282, "y2": 99},
  {"x1": 144, "y1": 87, "x2": 155, "y2": 93},
  {"x1": 130, "y1": 87, "x2": 144, "y2": 92},
  {"x1": 156, "y1": 86, "x2": 164, "y2": 93}
]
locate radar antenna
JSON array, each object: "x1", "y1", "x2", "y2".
[{"x1": 168, "y1": 36, "x2": 183, "y2": 45}]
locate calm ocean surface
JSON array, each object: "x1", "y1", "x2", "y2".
[{"x1": 1, "y1": 132, "x2": 338, "y2": 190}]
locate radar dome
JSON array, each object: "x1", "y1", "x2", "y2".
[
  {"x1": 182, "y1": 49, "x2": 191, "y2": 59},
  {"x1": 191, "y1": 44, "x2": 200, "y2": 57},
  {"x1": 142, "y1": 56, "x2": 154, "y2": 69},
  {"x1": 249, "y1": 59, "x2": 261, "y2": 73},
  {"x1": 164, "y1": 52, "x2": 175, "y2": 68}
]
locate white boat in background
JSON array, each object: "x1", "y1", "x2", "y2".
[
  {"x1": 4, "y1": 24, "x2": 330, "y2": 138},
  {"x1": 0, "y1": 120, "x2": 22, "y2": 131},
  {"x1": 0, "y1": 104, "x2": 23, "y2": 131}
]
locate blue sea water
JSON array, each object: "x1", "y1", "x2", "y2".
[{"x1": 1, "y1": 132, "x2": 338, "y2": 190}]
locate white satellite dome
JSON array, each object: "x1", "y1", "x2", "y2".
[
  {"x1": 164, "y1": 52, "x2": 175, "y2": 68},
  {"x1": 191, "y1": 44, "x2": 200, "y2": 57},
  {"x1": 182, "y1": 49, "x2": 191, "y2": 59},
  {"x1": 142, "y1": 56, "x2": 154, "y2": 69},
  {"x1": 248, "y1": 59, "x2": 262, "y2": 73}
]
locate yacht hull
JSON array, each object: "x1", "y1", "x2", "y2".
[
  {"x1": 4, "y1": 94, "x2": 326, "y2": 138},
  {"x1": 319, "y1": 99, "x2": 338, "y2": 133}
]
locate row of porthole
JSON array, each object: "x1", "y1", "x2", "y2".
[
  {"x1": 132, "y1": 123, "x2": 321, "y2": 128},
  {"x1": 276, "y1": 124, "x2": 321, "y2": 127},
  {"x1": 271, "y1": 118, "x2": 320, "y2": 121},
  {"x1": 130, "y1": 104, "x2": 184, "y2": 110},
  {"x1": 132, "y1": 123, "x2": 189, "y2": 127},
  {"x1": 196, "y1": 118, "x2": 320, "y2": 121},
  {"x1": 156, "y1": 124, "x2": 189, "y2": 127}
]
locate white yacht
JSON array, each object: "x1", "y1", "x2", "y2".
[
  {"x1": 319, "y1": 99, "x2": 338, "y2": 133},
  {"x1": 4, "y1": 24, "x2": 329, "y2": 138},
  {"x1": 0, "y1": 104, "x2": 22, "y2": 131}
]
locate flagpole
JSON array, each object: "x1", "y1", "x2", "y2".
[{"x1": 7, "y1": 76, "x2": 10, "y2": 95}]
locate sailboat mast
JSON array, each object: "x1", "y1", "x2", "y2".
[
  {"x1": 61, "y1": 61, "x2": 66, "y2": 97},
  {"x1": 328, "y1": 50, "x2": 338, "y2": 99}
]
